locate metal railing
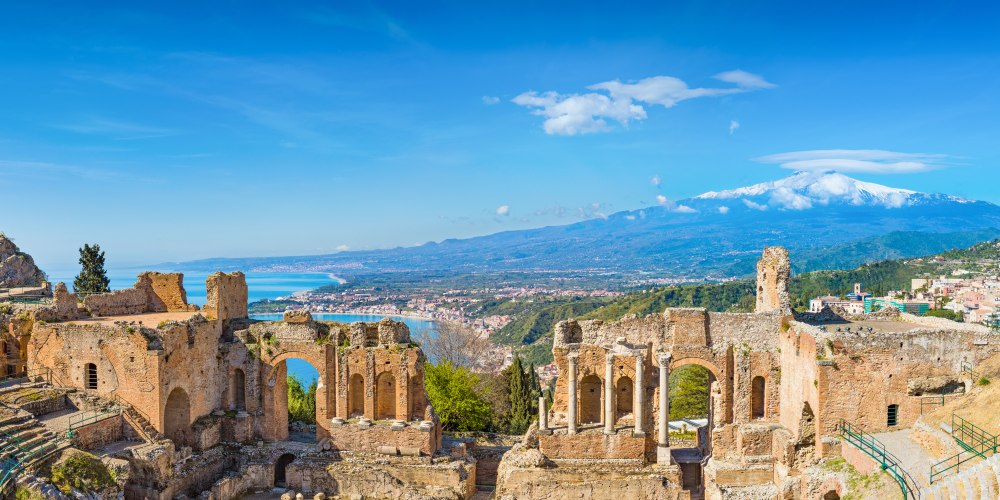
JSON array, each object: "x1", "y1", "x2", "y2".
[
  {"x1": 920, "y1": 396, "x2": 945, "y2": 415},
  {"x1": 0, "y1": 427, "x2": 69, "y2": 488},
  {"x1": 0, "y1": 367, "x2": 50, "y2": 389},
  {"x1": 837, "y1": 419, "x2": 920, "y2": 499},
  {"x1": 67, "y1": 407, "x2": 122, "y2": 438},
  {"x1": 929, "y1": 413, "x2": 998, "y2": 483}
]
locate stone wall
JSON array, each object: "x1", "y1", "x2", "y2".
[
  {"x1": 136, "y1": 272, "x2": 195, "y2": 312},
  {"x1": 327, "y1": 422, "x2": 437, "y2": 455},
  {"x1": 204, "y1": 271, "x2": 248, "y2": 321},
  {"x1": 755, "y1": 246, "x2": 791, "y2": 315},
  {"x1": 71, "y1": 414, "x2": 125, "y2": 450},
  {"x1": 82, "y1": 287, "x2": 148, "y2": 316}
]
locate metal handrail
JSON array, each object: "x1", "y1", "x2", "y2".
[
  {"x1": 67, "y1": 407, "x2": 121, "y2": 437},
  {"x1": 838, "y1": 419, "x2": 920, "y2": 499},
  {"x1": 928, "y1": 413, "x2": 997, "y2": 483},
  {"x1": 920, "y1": 396, "x2": 945, "y2": 415},
  {"x1": 0, "y1": 430, "x2": 69, "y2": 487},
  {"x1": 0, "y1": 367, "x2": 51, "y2": 388}
]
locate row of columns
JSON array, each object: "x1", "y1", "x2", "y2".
[{"x1": 559, "y1": 351, "x2": 671, "y2": 449}]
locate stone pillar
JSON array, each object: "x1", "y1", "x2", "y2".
[
  {"x1": 538, "y1": 396, "x2": 550, "y2": 434},
  {"x1": 567, "y1": 353, "x2": 578, "y2": 434},
  {"x1": 634, "y1": 352, "x2": 645, "y2": 437},
  {"x1": 658, "y1": 353, "x2": 671, "y2": 451},
  {"x1": 604, "y1": 352, "x2": 615, "y2": 435}
]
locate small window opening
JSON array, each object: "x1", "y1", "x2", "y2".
[
  {"x1": 85, "y1": 363, "x2": 98, "y2": 390},
  {"x1": 887, "y1": 404, "x2": 899, "y2": 427}
]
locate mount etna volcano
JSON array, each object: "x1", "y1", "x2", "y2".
[{"x1": 171, "y1": 171, "x2": 1000, "y2": 281}]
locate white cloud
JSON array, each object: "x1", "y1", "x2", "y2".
[
  {"x1": 656, "y1": 194, "x2": 669, "y2": 206},
  {"x1": 496, "y1": 205, "x2": 510, "y2": 216},
  {"x1": 743, "y1": 199, "x2": 768, "y2": 211},
  {"x1": 482, "y1": 95, "x2": 500, "y2": 105},
  {"x1": 718, "y1": 206, "x2": 730, "y2": 214},
  {"x1": 729, "y1": 120, "x2": 740, "y2": 135},
  {"x1": 713, "y1": 70, "x2": 777, "y2": 89},
  {"x1": 651, "y1": 174, "x2": 661, "y2": 187},
  {"x1": 513, "y1": 71, "x2": 773, "y2": 136},
  {"x1": 625, "y1": 214, "x2": 636, "y2": 220},
  {"x1": 674, "y1": 204, "x2": 697, "y2": 213},
  {"x1": 755, "y1": 149, "x2": 946, "y2": 174},
  {"x1": 335, "y1": 244, "x2": 350, "y2": 251},
  {"x1": 770, "y1": 187, "x2": 813, "y2": 210}
]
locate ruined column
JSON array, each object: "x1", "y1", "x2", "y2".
[
  {"x1": 538, "y1": 396, "x2": 549, "y2": 434},
  {"x1": 604, "y1": 352, "x2": 615, "y2": 435},
  {"x1": 634, "y1": 352, "x2": 645, "y2": 437},
  {"x1": 658, "y1": 352, "x2": 671, "y2": 449},
  {"x1": 567, "y1": 353, "x2": 578, "y2": 434}
]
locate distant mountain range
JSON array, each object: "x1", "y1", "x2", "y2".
[{"x1": 167, "y1": 171, "x2": 1000, "y2": 282}]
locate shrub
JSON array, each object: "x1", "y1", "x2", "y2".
[
  {"x1": 978, "y1": 376, "x2": 990, "y2": 386},
  {"x1": 49, "y1": 451, "x2": 116, "y2": 494}
]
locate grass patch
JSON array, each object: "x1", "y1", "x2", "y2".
[
  {"x1": 49, "y1": 451, "x2": 116, "y2": 494},
  {"x1": 978, "y1": 376, "x2": 991, "y2": 386}
]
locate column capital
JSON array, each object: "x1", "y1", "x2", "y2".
[
  {"x1": 567, "y1": 352, "x2": 580, "y2": 364},
  {"x1": 634, "y1": 351, "x2": 645, "y2": 362},
  {"x1": 658, "y1": 352, "x2": 672, "y2": 365},
  {"x1": 606, "y1": 351, "x2": 616, "y2": 362}
]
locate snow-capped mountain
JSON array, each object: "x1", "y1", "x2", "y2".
[
  {"x1": 171, "y1": 171, "x2": 1000, "y2": 281},
  {"x1": 692, "y1": 171, "x2": 963, "y2": 211}
]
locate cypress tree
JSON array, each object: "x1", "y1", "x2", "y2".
[
  {"x1": 73, "y1": 244, "x2": 110, "y2": 296},
  {"x1": 508, "y1": 356, "x2": 533, "y2": 433}
]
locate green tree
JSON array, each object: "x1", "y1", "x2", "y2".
[
  {"x1": 73, "y1": 244, "x2": 110, "y2": 296},
  {"x1": 425, "y1": 361, "x2": 491, "y2": 431},
  {"x1": 287, "y1": 376, "x2": 317, "y2": 424},
  {"x1": 669, "y1": 365, "x2": 710, "y2": 420},
  {"x1": 507, "y1": 356, "x2": 535, "y2": 434}
]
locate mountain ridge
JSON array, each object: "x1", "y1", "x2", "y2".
[{"x1": 164, "y1": 172, "x2": 1000, "y2": 282}]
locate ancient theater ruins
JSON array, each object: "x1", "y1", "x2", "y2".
[{"x1": 4, "y1": 246, "x2": 1000, "y2": 499}]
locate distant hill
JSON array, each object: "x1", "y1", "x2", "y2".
[
  {"x1": 165, "y1": 171, "x2": 1000, "y2": 284},
  {"x1": 497, "y1": 240, "x2": 1000, "y2": 365}
]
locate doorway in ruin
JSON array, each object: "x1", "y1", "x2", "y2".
[
  {"x1": 823, "y1": 491, "x2": 840, "y2": 500},
  {"x1": 164, "y1": 387, "x2": 191, "y2": 447},
  {"x1": 231, "y1": 368, "x2": 246, "y2": 410},
  {"x1": 274, "y1": 453, "x2": 295, "y2": 487},
  {"x1": 85, "y1": 363, "x2": 98, "y2": 390},
  {"x1": 376, "y1": 371, "x2": 397, "y2": 420},
  {"x1": 616, "y1": 376, "x2": 633, "y2": 421},
  {"x1": 579, "y1": 374, "x2": 603, "y2": 425},
  {"x1": 275, "y1": 357, "x2": 320, "y2": 442},
  {"x1": 751, "y1": 376, "x2": 766, "y2": 419},
  {"x1": 349, "y1": 373, "x2": 365, "y2": 417},
  {"x1": 669, "y1": 360, "x2": 719, "y2": 498}
]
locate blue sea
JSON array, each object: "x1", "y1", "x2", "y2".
[{"x1": 47, "y1": 269, "x2": 437, "y2": 383}]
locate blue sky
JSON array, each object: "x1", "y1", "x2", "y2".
[{"x1": 2, "y1": 1, "x2": 999, "y2": 270}]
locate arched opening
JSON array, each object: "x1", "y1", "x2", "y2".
[
  {"x1": 822, "y1": 491, "x2": 840, "y2": 500},
  {"x1": 274, "y1": 453, "x2": 295, "y2": 487},
  {"x1": 887, "y1": 404, "x2": 899, "y2": 427},
  {"x1": 616, "y1": 376, "x2": 633, "y2": 420},
  {"x1": 231, "y1": 368, "x2": 246, "y2": 410},
  {"x1": 376, "y1": 371, "x2": 397, "y2": 420},
  {"x1": 579, "y1": 374, "x2": 602, "y2": 424},
  {"x1": 349, "y1": 373, "x2": 365, "y2": 418},
  {"x1": 85, "y1": 363, "x2": 98, "y2": 390},
  {"x1": 164, "y1": 387, "x2": 191, "y2": 447},
  {"x1": 751, "y1": 376, "x2": 766, "y2": 419},
  {"x1": 278, "y1": 358, "x2": 320, "y2": 441}
]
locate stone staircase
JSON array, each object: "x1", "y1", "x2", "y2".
[
  {"x1": 922, "y1": 452, "x2": 1000, "y2": 499},
  {"x1": 0, "y1": 411, "x2": 70, "y2": 489},
  {"x1": 118, "y1": 399, "x2": 162, "y2": 442}
]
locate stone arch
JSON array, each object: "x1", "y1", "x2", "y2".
[
  {"x1": 349, "y1": 373, "x2": 365, "y2": 417},
  {"x1": 231, "y1": 368, "x2": 246, "y2": 410},
  {"x1": 823, "y1": 491, "x2": 840, "y2": 500},
  {"x1": 164, "y1": 387, "x2": 191, "y2": 447},
  {"x1": 376, "y1": 371, "x2": 397, "y2": 420},
  {"x1": 616, "y1": 376, "x2": 633, "y2": 419},
  {"x1": 751, "y1": 376, "x2": 766, "y2": 419},
  {"x1": 579, "y1": 374, "x2": 603, "y2": 425},
  {"x1": 274, "y1": 453, "x2": 295, "y2": 487},
  {"x1": 670, "y1": 357, "x2": 722, "y2": 381},
  {"x1": 262, "y1": 351, "x2": 328, "y2": 442}
]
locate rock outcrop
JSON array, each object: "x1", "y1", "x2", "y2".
[{"x1": 0, "y1": 233, "x2": 47, "y2": 288}]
